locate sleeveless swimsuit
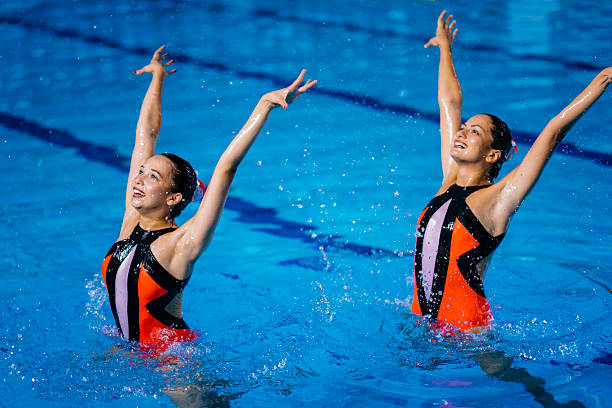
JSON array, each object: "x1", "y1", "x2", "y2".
[
  {"x1": 101, "y1": 225, "x2": 197, "y2": 348},
  {"x1": 412, "y1": 184, "x2": 505, "y2": 331}
]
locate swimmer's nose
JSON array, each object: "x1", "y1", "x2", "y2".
[{"x1": 133, "y1": 173, "x2": 145, "y2": 185}]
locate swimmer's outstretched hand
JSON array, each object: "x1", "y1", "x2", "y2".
[
  {"x1": 598, "y1": 67, "x2": 612, "y2": 85},
  {"x1": 424, "y1": 10, "x2": 458, "y2": 50},
  {"x1": 133, "y1": 45, "x2": 176, "y2": 76},
  {"x1": 261, "y1": 70, "x2": 317, "y2": 109}
]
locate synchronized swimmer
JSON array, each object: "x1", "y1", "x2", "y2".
[
  {"x1": 411, "y1": 11, "x2": 611, "y2": 331},
  {"x1": 101, "y1": 45, "x2": 316, "y2": 351},
  {"x1": 101, "y1": 13, "x2": 611, "y2": 350}
]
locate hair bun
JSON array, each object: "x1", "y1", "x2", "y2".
[
  {"x1": 505, "y1": 139, "x2": 518, "y2": 161},
  {"x1": 192, "y1": 179, "x2": 206, "y2": 202}
]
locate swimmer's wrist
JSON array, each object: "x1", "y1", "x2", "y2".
[
  {"x1": 258, "y1": 96, "x2": 276, "y2": 110},
  {"x1": 597, "y1": 68, "x2": 612, "y2": 85},
  {"x1": 439, "y1": 40, "x2": 452, "y2": 53},
  {"x1": 151, "y1": 68, "x2": 165, "y2": 78}
]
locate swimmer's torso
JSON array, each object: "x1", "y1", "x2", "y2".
[
  {"x1": 101, "y1": 225, "x2": 196, "y2": 344},
  {"x1": 412, "y1": 184, "x2": 505, "y2": 331}
]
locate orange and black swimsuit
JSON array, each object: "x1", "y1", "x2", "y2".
[
  {"x1": 412, "y1": 184, "x2": 505, "y2": 331},
  {"x1": 101, "y1": 225, "x2": 197, "y2": 347}
]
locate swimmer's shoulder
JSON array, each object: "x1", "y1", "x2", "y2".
[
  {"x1": 117, "y1": 210, "x2": 140, "y2": 242},
  {"x1": 149, "y1": 226, "x2": 195, "y2": 281},
  {"x1": 435, "y1": 178, "x2": 456, "y2": 197},
  {"x1": 467, "y1": 183, "x2": 509, "y2": 236}
]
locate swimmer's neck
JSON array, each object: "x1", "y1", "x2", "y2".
[
  {"x1": 138, "y1": 214, "x2": 177, "y2": 231},
  {"x1": 455, "y1": 164, "x2": 492, "y2": 187}
]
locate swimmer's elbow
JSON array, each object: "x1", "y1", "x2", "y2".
[
  {"x1": 217, "y1": 155, "x2": 240, "y2": 175},
  {"x1": 438, "y1": 94, "x2": 462, "y2": 109},
  {"x1": 222, "y1": 164, "x2": 239, "y2": 177},
  {"x1": 135, "y1": 125, "x2": 160, "y2": 140},
  {"x1": 539, "y1": 123, "x2": 566, "y2": 149}
]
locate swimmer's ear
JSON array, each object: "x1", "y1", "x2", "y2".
[
  {"x1": 485, "y1": 149, "x2": 502, "y2": 164},
  {"x1": 166, "y1": 192, "x2": 183, "y2": 207}
]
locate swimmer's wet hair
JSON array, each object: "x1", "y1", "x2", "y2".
[
  {"x1": 483, "y1": 113, "x2": 512, "y2": 180},
  {"x1": 160, "y1": 153, "x2": 197, "y2": 218}
]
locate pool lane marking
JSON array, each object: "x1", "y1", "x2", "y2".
[
  {"x1": 580, "y1": 270, "x2": 612, "y2": 294},
  {"x1": 251, "y1": 9, "x2": 606, "y2": 73},
  {"x1": 0, "y1": 110, "x2": 396, "y2": 259},
  {"x1": 8, "y1": 108, "x2": 609, "y2": 294},
  {"x1": 0, "y1": 15, "x2": 610, "y2": 167}
]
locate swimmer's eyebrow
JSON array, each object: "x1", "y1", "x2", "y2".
[
  {"x1": 150, "y1": 168, "x2": 163, "y2": 178},
  {"x1": 139, "y1": 165, "x2": 163, "y2": 178},
  {"x1": 461, "y1": 123, "x2": 484, "y2": 133}
]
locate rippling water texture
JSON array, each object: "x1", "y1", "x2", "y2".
[{"x1": 1, "y1": 0, "x2": 611, "y2": 407}]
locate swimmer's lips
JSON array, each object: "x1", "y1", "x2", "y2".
[
  {"x1": 453, "y1": 141, "x2": 467, "y2": 150},
  {"x1": 132, "y1": 187, "x2": 145, "y2": 198}
]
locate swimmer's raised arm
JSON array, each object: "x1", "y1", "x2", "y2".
[
  {"x1": 171, "y1": 70, "x2": 317, "y2": 268},
  {"x1": 491, "y1": 67, "x2": 612, "y2": 230},
  {"x1": 120, "y1": 46, "x2": 175, "y2": 233},
  {"x1": 425, "y1": 10, "x2": 461, "y2": 183}
]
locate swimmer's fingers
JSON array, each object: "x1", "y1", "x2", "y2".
[
  {"x1": 153, "y1": 45, "x2": 166, "y2": 60},
  {"x1": 133, "y1": 64, "x2": 167, "y2": 75},
  {"x1": 285, "y1": 73, "x2": 316, "y2": 104},
  {"x1": 448, "y1": 20, "x2": 456, "y2": 36},
  {"x1": 428, "y1": 11, "x2": 454, "y2": 48},
  {"x1": 133, "y1": 66, "x2": 149, "y2": 75},
  {"x1": 289, "y1": 69, "x2": 307, "y2": 90},
  {"x1": 444, "y1": 14, "x2": 453, "y2": 29},
  {"x1": 134, "y1": 46, "x2": 173, "y2": 76},
  {"x1": 424, "y1": 36, "x2": 439, "y2": 48},
  {"x1": 297, "y1": 78, "x2": 317, "y2": 93},
  {"x1": 452, "y1": 28, "x2": 458, "y2": 43},
  {"x1": 133, "y1": 61, "x2": 176, "y2": 76},
  {"x1": 265, "y1": 91, "x2": 289, "y2": 109},
  {"x1": 598, "y1": 67, "x2": 612, "y2": 85},
  {"x1": 437, "y1": 10, "x2": 447, "y2": 28},
  {"x1": 262, "y1": 70, "x2": 315, "y2": 109}
]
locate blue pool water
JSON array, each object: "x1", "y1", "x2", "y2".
[{"x1": 1, "y1": 0, "x2": 611, "y2": 406}]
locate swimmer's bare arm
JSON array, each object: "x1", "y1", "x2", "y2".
[
  {"x1": 425, "y1": 10, "x2": 461, "y2": 185},
  {"x1": 490, "y1": 67, "x2": 612, "y2": 233},
  {"x1": 171, "y1": 71, "x2": 317, "y2": 269},
  {"x1": 120, "y1": 46, "x2": 176, "y2": 235}
]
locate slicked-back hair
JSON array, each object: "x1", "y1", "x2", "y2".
[
  {"x1": 483, "y1": 113, "x2": 512, "y2": 180},
  {"x1": 159, "y1": 153, "x2": 197, "y2": 218}
]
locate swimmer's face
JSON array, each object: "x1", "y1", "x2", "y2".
[
  {"x1": 451, "y1": 114, "x2": 501, "y2": 167},
  {"x1": 130, "y1": 155, "x2": 182, "y2": 215}
]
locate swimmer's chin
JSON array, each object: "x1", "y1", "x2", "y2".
[
  {"x1": 130, "y1": 197, "x2": 145, "y2": 209},
  {"x1": 449, "y1": 149, "x2": 463, "y2": 161}
]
